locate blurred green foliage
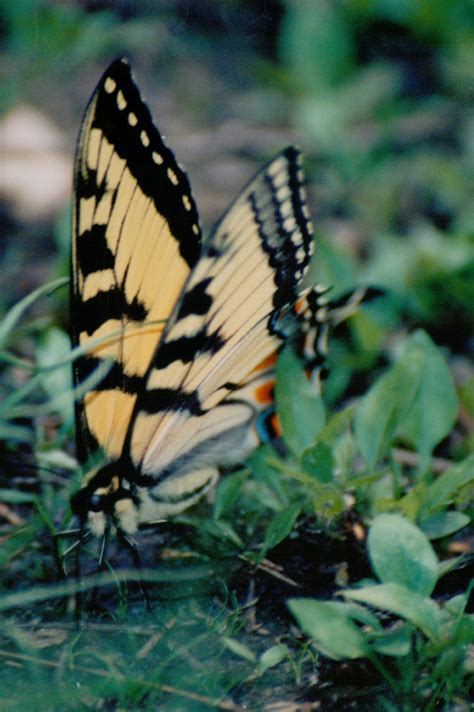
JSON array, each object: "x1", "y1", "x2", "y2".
[
  {"x1": 290, "y1": 514, "x2": 473, "y2": 708},
  {"x1": 0, "y1": 1, "x2": 473, "y2": 709}
]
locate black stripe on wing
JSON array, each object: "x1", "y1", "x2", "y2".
[
  {"x1": 88, "y1": 58, "x2": 201, "y2": 269},
  {"x1": 248, "y1": 147, "x2": 313, "y2": 311},
  {"x1": 76, "y1": 355, "x2": 144, "y2": 394},
  {"x1": 152, "y1": 328, "x2": 224, "y2": 369},
  {"x1": 139, "y1": 388, "x2": 203, "y2": 415},
  {"x1": 76, "y1": 224, "x2": 115, "y2": 276},
  {"x1": 77, "y1": 288, "x2": 147, "y2": 336}
]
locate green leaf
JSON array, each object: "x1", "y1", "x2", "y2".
[
  {"x1": 354, "y1": 343, "x2": 420, "y2": 469},
  {"x1": 419, "y1": 511, "x2": 470, "y2": 540},
  {"x1": 288, "y1": 598, "x2": 368, "y2": 660},
  {"x1": 301, "y1": 441, "x2": 333, "y2": 482},
  {"x1": 0, "y1": 488, "x2": 38, "y2": 504},
  {"x1": 221, "y1": 637, "x2": 256, "y2": 663},
  {"x1": 458, "y1": 375, "x2": 474, "y2": 417},
  {"x1": 258, "y1": 644, "x2": 290, "y2": 674},
  {"x1": 421, "y1": 454, "x2": 474, "y2": 516},
  {"x1": 260, "y1": 504, "x2": 300, "y2": 560},
  {"x1": 354, "y1": 330, "x2": 458, "y2": 471},
  {"x1": 323, "y1": 600, "x2": 381, "y2": 630},
  {"x1": 213, "y1": 469, "x2": 249, "y2": 519},
  {"x1": 0, "y1": 524, "x2": 38, "y2": 567},
  {"x1": 398, "y1": 331, "x2": 458, "y2": 467},
  {"x1": 308, "y1": 236, "x2": 358, "y2": 291},
  {"x1": 432, "y1": 646, "x2": 470, "y2": 680},
  {"x1": 37, "y1": 327, "x2": 74, "y2": 424},
  {"x1": 368, "y1": 514, "x2": 438, "y2": 596},
  {"x1": 250, "y1": 445, "x2": 289, "y2": 510},
  {"x1": 0, "y1": 277, "x2": 68, "y2": 349},
  {"x1": 343, "y1": 583, "x2": 443, "y2": 641},
  {"x1": 276, "y1": 347, "x2": 326, "y2": 457},
  {"x1": 0, "y1": 423, "x2": 34, "y2": 443},
  {"x1": 313, "y1": 405, "x2": 355, "y2": 446},
  {"x1": 368, "y1": 624, "x2": 412, "y2": 657},
  {"x1": 437, "y1": 556, "x2": 466, "y2": 580},
  {"x1": 444, "y1": 591, "x2": 471, "y2": 619}
]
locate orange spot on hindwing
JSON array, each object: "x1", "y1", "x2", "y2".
[{"x1": 254, "y1": 380, "x2": 275, "y2": 405}]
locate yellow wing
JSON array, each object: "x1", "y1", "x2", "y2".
[
  {"x1": 72, "y1": 59, "x2": 201, "y2": 465},
  {"x1": 127, "y1": 148, "x2": 314, "y2": 489}
]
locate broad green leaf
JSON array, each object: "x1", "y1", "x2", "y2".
[
  {"x1": 313, "y1": 405, "x2": 355, "y2": 446},
  {"x1": 258, "y1": 644, "x2": 290, "y2": 673},
  {"x1": 343, "y1": 583, "x2": 443, "y2": 641},
  {"x1": 322, "y1": 600, "x2": 381, "y2": 630},
  {"x1": 354, "y1": 344, "x2": 420, "y2": 469},
  {"x1": 351, "y1": 308, "x2": 386, "y2": 357},
  {"x1": 301, "y1": 441, "x2": 333, "y2": 482},
  {"x1": 276, "y1": 347, "x2": 326, "y2": 457},
  {"x1": 368, "y1": 514, "x2": 438, "y2": 596},
  {"x1": 332, "y1": 430, "x2": 359, "y2": 485},
  {"x1": 421, "y1": 454, "x2": 474, "y2": 516},
  {"x1": 397, "y1": 483, "x2": 428, "y2": 520},
  {"x1": 250, "y1": 446, "x2": 289, "y2": 510},
  {"x1": 213, "y1": 469, "x2": 249, "y2": 519},
  {"x1": 398, "y1": 331, "x2": 458, "y2": 467},
  {"x1": 309, "y1": 481, "x2": 346, "y2": 520},
  {"x1": 260, "y1": 504, "x2": 300, "y2": 559},
  {"x1": 368, "y1": 624, "x2": 412, "y2": 657},
  {"x1": 288, "y1": 598, "x2": 368, "y2": 660},
  {"x1": 419, "y1": 511, "x2": 470, "y2": 540},
  {"x1": 444, "y1": 591, "x2": 471, "y2": 619}
]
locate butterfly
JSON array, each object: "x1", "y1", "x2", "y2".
[{"x1": 69, "y1": 58, "x2": 349, "y2": 542}]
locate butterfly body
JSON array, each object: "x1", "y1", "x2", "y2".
[{"x1": 71, "y1": 59, "x2": 320, "y2": 537}]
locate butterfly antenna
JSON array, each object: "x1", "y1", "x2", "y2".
[
  {"x1": 117, "y1": 529, "x2": 152, "y2": 610},
  {"x1": 54, "y1": 528, "x2": 92, "y2": 579}
]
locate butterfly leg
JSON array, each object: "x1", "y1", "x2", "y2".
[
  {"x1": 74, "y1": 521, "x2": 87, "y2": 625},
  {"x1": 97, "y1": 521, "x2": 111, "y2": 568}
]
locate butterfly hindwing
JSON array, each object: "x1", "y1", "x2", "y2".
[{"x1": 72, "y1": 58, "x2": 201, "y2": 465}]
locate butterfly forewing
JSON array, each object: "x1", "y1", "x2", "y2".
[{"x1": 72, "y1": 59, "x2": 201, "y2": 465}]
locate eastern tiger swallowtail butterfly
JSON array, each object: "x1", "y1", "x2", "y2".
[{"x1": 70, "y1": 58, "x2": 350, "y2": 540}]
